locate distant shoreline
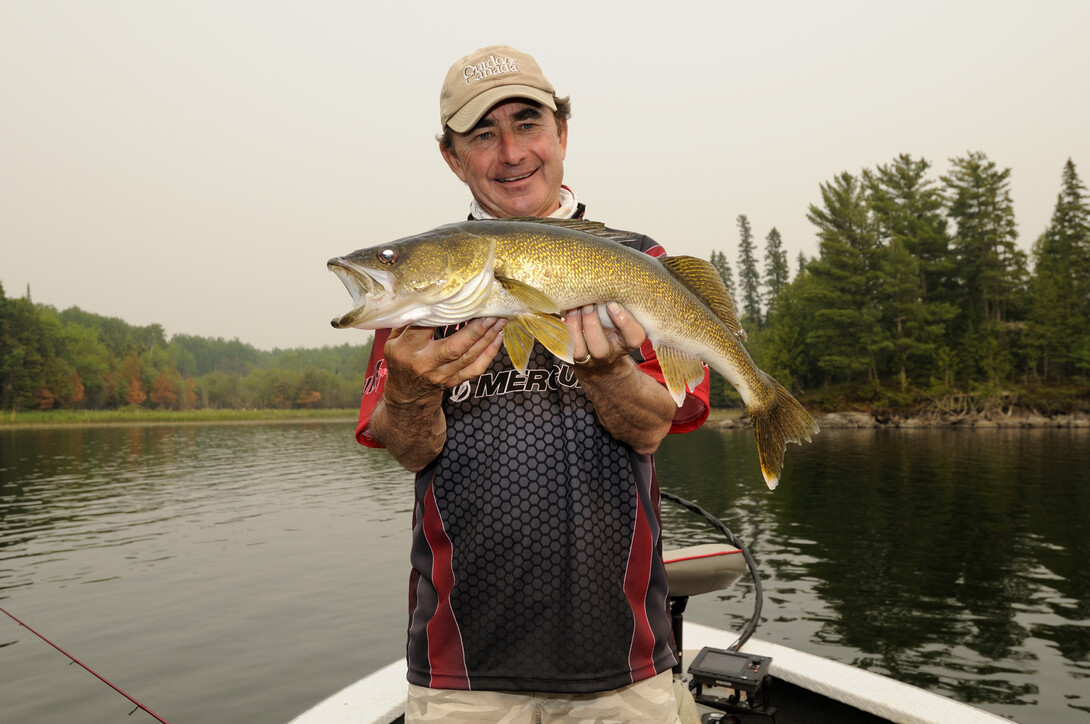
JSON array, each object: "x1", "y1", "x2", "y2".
[
  {"x1": 706, "y1": 408, "x2": 1090, "y2": 430},
  {"x1": 0, "y1": 409, "x2": 358, "y2": 429},
  {"x1": 5, "y1": 407, "x2": 1088, "y2": 431}
]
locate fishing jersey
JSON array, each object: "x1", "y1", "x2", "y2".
[{"x1": 356, "y1": 227, "x2": 710, "y2": 693}]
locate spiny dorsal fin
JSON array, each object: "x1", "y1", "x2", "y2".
[
  {"x1": 486, "y1": 217, "x2": 635, "y2": 244},
  {"x1": 660, "y1": 256, "x2": 748, "y2": 341}
]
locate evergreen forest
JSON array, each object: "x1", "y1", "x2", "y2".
[
  {"x1": 707, "y1": 153, "x2": 1090, "y2": 414},
  {"x1": 3, "y1": 152, "x2": 1088, "y2": 415}
]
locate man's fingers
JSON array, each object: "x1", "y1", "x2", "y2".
[
  {"x1": 604, "y1": 302, "x2": 647, "y2": 349},
  {"x1": 434, "y1": 318, "x2": 500, "y2": 363},
  {"x1": 430, "y1": 318, "x2": 505, "y2": 385}
]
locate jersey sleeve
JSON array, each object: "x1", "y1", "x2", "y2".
[
  {"x1": 635, "y1": 340, "x2": 711, "y2": 434},
  {"x1": 355, "y1": 328, "x2": 391, "y2": 448}
]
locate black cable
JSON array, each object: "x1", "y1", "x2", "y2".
[{"x1": 661, "y1": 491, "x2": 763, "y2": 652}]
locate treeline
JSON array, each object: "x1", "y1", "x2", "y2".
[
  {"x1": 6, "y1": 152, "x2": 1087, "y2": 415},
  {"x1": 708, "y1": 153, "x2": 1090, "y2": 411},
  {"x1": 0, "y1": 294, "x2": 372, "y2": 411}
]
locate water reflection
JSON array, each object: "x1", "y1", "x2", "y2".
[
  {"x1": 2, "y1": 423, "x2": 1087, "y2": 722},
  {"x1": 657, "y1": 426, "x2": 1090, "y2": 719},
  {"x1": 0, "y1": 422, "x2": 417, "y2": 724}
]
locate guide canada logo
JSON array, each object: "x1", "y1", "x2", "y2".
[{"x1": 463, "y1": 54, "x2": 519, "y2": 85}]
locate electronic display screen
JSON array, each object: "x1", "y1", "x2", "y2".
[{"x1": 697, "y1": 650, "x2": 749, "y2": 676}]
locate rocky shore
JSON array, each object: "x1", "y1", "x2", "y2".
[{"x1": 705, "y1": 408, "x2": 1090, "y2": 430}]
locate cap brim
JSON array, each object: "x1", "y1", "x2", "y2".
[{"x1": 446, "y1": 85, "x2": 557, "y2": 133}]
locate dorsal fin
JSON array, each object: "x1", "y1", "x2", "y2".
[
  {"x1": 484, "y1": 217, "x2": 635, "y2": 244},
  {"x1": 660, "y1": 256, "x2": 747, "y2": 341}
]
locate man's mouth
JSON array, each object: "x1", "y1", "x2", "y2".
[{"x1": 496, "y1": 169, "x2": 536, "y2": 184}]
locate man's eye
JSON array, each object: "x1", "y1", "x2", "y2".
[{"x1": 475, "y1": 131, "x2": 493, "y2": 142}]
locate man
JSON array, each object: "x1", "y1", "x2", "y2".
[{"x1": 355, "y1": 45, "x2": 710, "y2": 722}]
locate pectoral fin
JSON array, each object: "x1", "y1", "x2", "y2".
[
  {"x1": 652, "y1": 342, "x2": 708, "y2": 407},
  {"x1": 502, "y1": 313, "x2": 575, "y2": 372},
  {"x1": 495, "y1": 274, "x2": 563, "y2": 315}
]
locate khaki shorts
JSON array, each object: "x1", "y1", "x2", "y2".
[{"x1": 406, "y1": 670, "x2": 684, "y2": 724}]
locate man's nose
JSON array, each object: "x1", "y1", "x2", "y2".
[{"x1": 497, "y1": 131, "x2": 525, "y2": 165}]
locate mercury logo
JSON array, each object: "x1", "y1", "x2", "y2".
[
  {"x1": 462, "y1": 55, "x2": 519, "y2": 85},
  {"x1": 461, "y1": 365, "x2": 579, "y2": 400}
]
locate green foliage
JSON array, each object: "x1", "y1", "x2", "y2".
[
  {"x1": 762, "y1": 228, "x2": 790, "y2": 324},
  {"x1": 0, "y1": 286, "x2": 373, "y2": 412},
  {"x1": 736, "y1": 214, "x2": 763, "y2": 325},
  {"x1": 706, "y1": 154, "x2": 1089, "y2": 410},
  {"x1": 7, "y1": 153, "x2": 1089, "y2": 414},
  {"x1": 709, "y1": 250, "x2": 736, "y2": 299},
  {"x1": 1027, "y1": 159, "x2": 1090, "y2": 381}
]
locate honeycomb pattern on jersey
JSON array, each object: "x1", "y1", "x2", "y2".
[{"x1": 431, "y1": 343, "x2": 639, "y2": 682}]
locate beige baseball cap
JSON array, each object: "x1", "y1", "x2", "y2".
[{"x1": 440, "y1": 45, "x2": 557, "y2": 133}]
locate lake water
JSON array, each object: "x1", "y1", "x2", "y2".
[{"x1": 1, "y1": 421, "x2": 1087, "y2": 723}]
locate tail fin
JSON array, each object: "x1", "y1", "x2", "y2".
[{"x1": 751, "y1": 380, "x2": 820, "y2": 489}]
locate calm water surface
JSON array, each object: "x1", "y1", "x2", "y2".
[{"x1": 1, "y1": 422, "x2": 1087, "y2": 723}]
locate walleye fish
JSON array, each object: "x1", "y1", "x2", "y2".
[{"x1": 329, "y1": 218, "x2": 817, "y2": 489}]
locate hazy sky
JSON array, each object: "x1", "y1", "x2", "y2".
[{"x1": 2, "y1": 1, "x2": 1087, "y2": 350}]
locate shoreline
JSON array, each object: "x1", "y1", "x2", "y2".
[
  {"x1": 4, "y1": 408, "x2": 1088, "y2": 431},
  {"x1": 706, "y1": 408, "x2": 1090, "y2": 430}
]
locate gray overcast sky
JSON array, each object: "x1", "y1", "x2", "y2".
[{"x1": 2, "y1": 1, "x2": 1087, "y2": 350}]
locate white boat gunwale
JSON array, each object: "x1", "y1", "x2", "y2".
[{"x1": 288, "y1": 620, "x2": 1012, "y2": 724}]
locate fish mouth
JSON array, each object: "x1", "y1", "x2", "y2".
[{"x1": 328, "y1": 256, "x2": 388, "y2": 329}]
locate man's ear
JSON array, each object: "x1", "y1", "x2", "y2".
[
  {"x1": 558, "y1": 118, "x2": 568, "y2": 161},
  {"x1": 439, "y1": 140, "x2": 467, "y2": 183}
]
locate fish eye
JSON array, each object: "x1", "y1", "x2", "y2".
[{"x1": 377, "y1": 247, "x2": 398, "y2": 265}]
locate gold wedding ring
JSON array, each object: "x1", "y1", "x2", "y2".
[{"x1": 574, "y1": 353, "x2": 593, "y2": 365}]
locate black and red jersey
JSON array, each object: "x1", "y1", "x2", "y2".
[{"x1": 356, "y1": 228, "x2": 710, "y2": 693}]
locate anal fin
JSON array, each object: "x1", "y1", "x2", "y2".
[{"x1": 652, "y1": 342, "x2": 708, "y2": 407}]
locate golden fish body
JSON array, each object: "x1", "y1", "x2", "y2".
[{"x1": 329, "y1": 218, "x2": 818, "y2": 488}]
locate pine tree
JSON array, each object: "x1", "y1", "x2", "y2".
[
  {"x1": 762, "y1": 227, "x2": 790, "y2": 324},
  {"x1": 805, "y1": 171, "x2": 889, "y2": 385},
  {"x1": 867, "y1": 154, "x2": 953, "y2": 299},
  {"x1": 709, "y1": 250, "x2": 737, "y2": 299},
  {"x1": 1029, "y1": 158, "x2": 1090, "y2": 378},
  {"x1": 942, "y1": 152, "x2": 1026, "y2": 327},
  {"x1": 736, "y1": 214, "x2": 762, "y2": 325},
  {"x1": 865, "y1": 155, "x2": 957, "y2": 390},
  {"x1": 942, "y1": 151, "x2": 1027, "y2": 385}
]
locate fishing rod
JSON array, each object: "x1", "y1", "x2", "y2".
[{"x1": 0, "y1": 605, "x2": 170, "y2": 723}]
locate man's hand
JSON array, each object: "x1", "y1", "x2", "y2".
[
  {"x1": 372, "y1": 318, "x2": 505, "y2": 471},
  {"x1": 382, "y1": 318, "x2": 507, "y2": 402},
  {"x1": 565, "y1": 302, "x2": 645, "y2": 369},
  {"x1": 564, "y1": 303, "x2": 676, "y2": 454}
]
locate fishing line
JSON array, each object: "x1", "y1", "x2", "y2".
[
  {"x1": 661, "y1": 491, "x2": 764, "y2": 652},
  {"x1": 0, "y1": 605, "x2": 170, "y2": 723}
]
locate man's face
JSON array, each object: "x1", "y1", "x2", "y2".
[{"x1": 440, "y1": 100, "x2": 567, "y2": 218}]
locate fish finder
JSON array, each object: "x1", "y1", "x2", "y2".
[
  {"x1": 688, "y1": 646, "x2": 774, "y2": 718},
  {"x1": 688, "y1": 646, "x2": 771, "y2": 694}
]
